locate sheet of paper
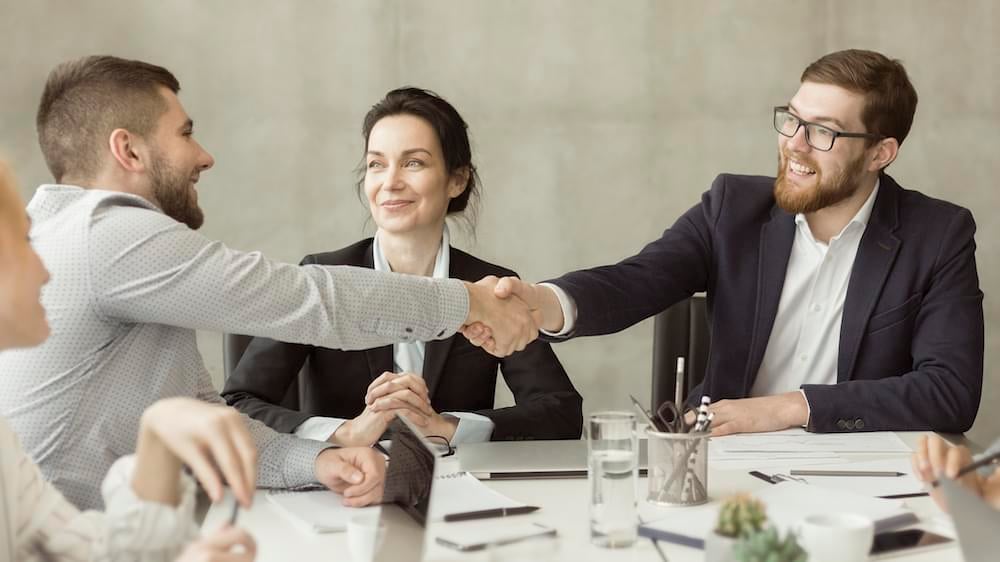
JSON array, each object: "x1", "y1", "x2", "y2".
[
  {"x1": 774, "y1": 457, "x2": 925, "y2": 497},
  {"x1": 266, "y1": 490, "x2": 378, "y2": 533},
  {"x1": 429, "y1": 472, "x2": 524, "y2": 520},
  {"x1": 711, "y1": 428, "x2": 912, "y2": 454}
]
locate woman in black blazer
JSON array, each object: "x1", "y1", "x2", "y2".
[{"x1": 223, "y1": 87, "x2": 582, "y2": 446}]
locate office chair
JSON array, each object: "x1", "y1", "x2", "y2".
[
  {"x1": 223, "y1": 333, "x2": 302, "y2": 409},
  {"x1": 650, "y1": 294, "x2": 710, "y2": 411}
]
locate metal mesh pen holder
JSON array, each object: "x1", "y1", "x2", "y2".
[{"x1": 646, "y1": 428, "x2": 709, "y2": 506}]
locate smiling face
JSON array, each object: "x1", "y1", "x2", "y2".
[
  {"x1": 363, "y1": 114, "x2": 466, "y2": 236},
  {"x1": 774, "y1": 81, "x2": 874, "y2": 215},
  {"x1": 0, "y1": 164, "x2": 51, "y2": 350},
  {"x1": 143, "y1": 88, "x2": 214, "y2": 229}
]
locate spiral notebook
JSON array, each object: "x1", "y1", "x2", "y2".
[{"x1": 267, "y1": 471, "x2": 524, "y2": 533}]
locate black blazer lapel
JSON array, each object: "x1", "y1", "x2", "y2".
[
  {"x1": 742, "y1": 207, "x2": 796, "y2": 393},
  {"x1": 838, "y1": 178, "x2": 901, "y2": 382},
  {"x1": 358, "y1": 242, "x2": 395, "y2": 381},
  {"x1": 421, "y1": 246, "x2": 468, "y2": 397},
  {"x1": 422, "y1": 338, "x2": 455, "y2": 398}
]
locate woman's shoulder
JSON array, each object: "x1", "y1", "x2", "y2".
[
  {"x1": 449, "y1": 247, "x2": 518, "y2": 282},
  {"x1": 301, "y1": 238, "x2": 374, "y2": 266}
]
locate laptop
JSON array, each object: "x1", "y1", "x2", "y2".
[
  {"x1": 456, "y1": 439, "x2": 648, "y2": 479},
  {"x1": 938, "y1": 477, "x2": 1000, "y2": 562},
  {"x1": 373, "y1": 414, "x2": 440, "y2": 562}
]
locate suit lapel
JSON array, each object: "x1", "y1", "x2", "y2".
[
  {"x1": 422, "y1": 246, "x2": 465, "y2": 397},
  {"x1": 743, "y1": 207, "x2": 796, "y2": 394},
  {"x1": 837, "y1": 176, "x2": 901, "y2": 382},
  {"x1": 357, "y1": 241, "x2": 395, "y2": 381},
  {"x1": 422, "y1": 338, "x2": 455, "y2": 398}
]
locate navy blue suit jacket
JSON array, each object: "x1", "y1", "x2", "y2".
[{"x1": 548, "y1": 173, "x2": 983, "y2": 433}]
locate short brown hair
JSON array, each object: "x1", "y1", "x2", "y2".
[
  {"x1": 801, "y1": 49, "x2": 918, "y2": 146},
  {"x1": 36, "y1": 55, "x2": 180, "y2": 182}
]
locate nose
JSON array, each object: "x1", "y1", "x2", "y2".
[
  {"x1": 196, "y1": 141, "x2": 215, "y2": 171},
  {"x1": 785, "y1": 123, "x2": 811, "y2": 154},
  {"x1": 383, "y1": 164, "x2": 404, "y2": 190}
]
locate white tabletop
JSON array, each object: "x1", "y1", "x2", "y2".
[{"x1": 202, "y1": 431, "x2": 965, "y2": 562}]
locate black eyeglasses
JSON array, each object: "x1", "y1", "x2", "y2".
[
  {"x1": 424, "y1": 435, "x2": 455, "y2": 457},
  {"x1": 773, "y1": 106, "x2": 884, "y2": 152}
]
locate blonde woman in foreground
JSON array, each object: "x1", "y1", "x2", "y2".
[{"x1": 0, "y1": 160, "x2": 255, "y2": 561}]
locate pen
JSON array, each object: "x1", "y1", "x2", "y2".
[
  {"x1": 228, "y1": 497, "x2": 240, "y2": 525},
  {"x1": 930, "y1": 449, "x2": 1000, "y2": 488},
  {"x1": 444, "y1": 505, "x2": 540, "y2": 522},
  {"x1": 789, "y1": 469, "x2": 904, "y2": 477},
  {"x1": 629, "y1": 394, "x2": 663, "y2": 432},
  {"x1": 674, "y1": 357, "x2": 685, "y2": 407}
]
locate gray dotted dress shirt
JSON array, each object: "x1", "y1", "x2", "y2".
[{"x1": 0, "y1": 185, "x2": 469, "y2": 510}]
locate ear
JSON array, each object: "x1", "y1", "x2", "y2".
[
  {"x1": 447, "y1": 167, "x2": 470, "y2": 199},
  {"x1": 868, "y1": 137, "x2": 899, "y2": 172},
  {"x1": 107, "y1": 128, "x2": 149, "y2": 174}
]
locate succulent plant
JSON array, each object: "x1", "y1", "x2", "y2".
[
  {"x1": 733, "y1": 527, "x2": 808, "y2": 562},
  {"x1": 714, "y1": 494, "x2": 768, "y2": 538}
]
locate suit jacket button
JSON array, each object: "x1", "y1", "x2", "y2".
[
  {"x1": 836, "y1": 419, "x2": 847, "y2": 430},
  {"x1": 855, "y1": 418, "x2": 865, "y2": 430},
  {"x1": 845, "y1": 419, "x2": 856, "y2": 430}
]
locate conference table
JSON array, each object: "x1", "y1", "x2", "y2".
[{"x1": 202, "y1": 431, "x2": 967, "y2": 561}]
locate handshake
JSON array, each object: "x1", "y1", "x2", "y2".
[{"x1": 461, "y1": 276, "x2": 565, "y2": 357}]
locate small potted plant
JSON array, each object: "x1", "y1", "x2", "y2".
[
  {"x1": 733, "y1": 526, "x2": 808, "y2": 562},
  {"x1": 706, "y1": 494, "x2": 767, "y2": 562}
]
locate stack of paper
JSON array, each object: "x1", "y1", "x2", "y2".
[
  {"x1": 709, "y1": 428, "x2": 911, "y2": 470},
  {"x1": 639, "y1": 481, "x2": 917, "y2": 549}
]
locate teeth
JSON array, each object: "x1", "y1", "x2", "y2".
[{"x1": 789, "y1": 160, "x2": 815, "y2": 175}]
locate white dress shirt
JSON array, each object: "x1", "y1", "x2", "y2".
[
  {"x1": 751, "y1": 181, "x2": 879, "y2": 397},
  {"x1": 547, "y1": 182, "x2": 880, "y2": 410},
  {"x1": 295, "y1": 227, "x2": 495, "y2": 444}
]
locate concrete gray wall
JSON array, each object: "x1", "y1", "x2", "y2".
[{"x1": 2, "y1": 1, "x2": 997, "y2": 445}]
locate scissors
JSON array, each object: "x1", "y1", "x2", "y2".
[{"x1": 655, "y1": 401, "x2": 696, "y2": 433}]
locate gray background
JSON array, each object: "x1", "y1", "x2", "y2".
[{"x1": 2, "y1": 1, "x2": 997, "y2": 445}]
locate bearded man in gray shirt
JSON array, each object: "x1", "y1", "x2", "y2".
[{"x1": 0, "y1": 55, "x2": 536, "y2": 509}]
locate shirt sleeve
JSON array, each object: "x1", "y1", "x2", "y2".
[
  {"x1": 444, "y1": 412, "x2": 495, "y2": 444},
  {"x1": 86, "y1": 203, "x2": 469, "y2": 350},
  {"x1": 293, "y1": 416, "x2": 349, "y2": 442},
  {"x1": 194, "y1": 368, "x2": 331, "y2": 490},
  {"x1": 14, "y1": 422, "x2": 198, "y2": 562},
  {"x1": 537, "y1": 283, "x2": 578, "y2": 337}
]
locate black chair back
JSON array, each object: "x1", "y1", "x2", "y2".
[
  {"x1": 650, "y1": 295, "x2": 710, "y2": 410},
  {"x1": 223, "y1": 333, "x2": 302, "y2": 409}
]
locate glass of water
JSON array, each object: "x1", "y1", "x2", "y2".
[{"x1": 587, "y1": 411, "x2": 638, "y2": 548}]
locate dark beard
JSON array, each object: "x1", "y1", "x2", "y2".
[
  {"x1": 773, "y1": 151, "x2": 866, "y2": 215},
  {"x1": 149, "y1": 151, "x2": 204, "y2": 229}
]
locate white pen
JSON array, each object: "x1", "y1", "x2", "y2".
[{"x1": 674, "y1": 357, "x2": 685, "y2": 407}]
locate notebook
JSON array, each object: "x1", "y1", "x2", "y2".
[
  {"x1": 639, "y1": 481, "x2": 918, "y2": 549},
  {"x1": 267, "y1": 470, "x2": 524, "y2": 533}
]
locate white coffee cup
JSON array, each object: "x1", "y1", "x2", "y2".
[
  {"x1": 347, "y1": 512, "x2": 385, "y2": 562},
  {"x1": 796, "y1": 513, "x2": 874, "y2": 562}
]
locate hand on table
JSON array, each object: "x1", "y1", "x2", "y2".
[
  {"x1": 911, "y1": 435, "x2": 1000, "y2": 512},
  {"x1": 176, "y1": 525, "x2": 256, "y2": 562},
  {"x1": 365, "y1": 372, "x2": 458, "y2": 442},
  {"x1": 135, "y1": 398, "x2": 257, "y2": 508},
  {"x1": 314, "y1": 447, "x2": 386, "y2": 507},
  {"x1": 702, "y1": 392, "x2": 809, "y2": 437}
]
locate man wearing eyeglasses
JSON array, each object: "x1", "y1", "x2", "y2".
[{"x1": 466, "y1": 49, "x2": 983, "y2": 435}]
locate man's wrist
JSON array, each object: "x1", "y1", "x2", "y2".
[{"x1": 782, "y1": 391, "x2": 809, "y2": 428}]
